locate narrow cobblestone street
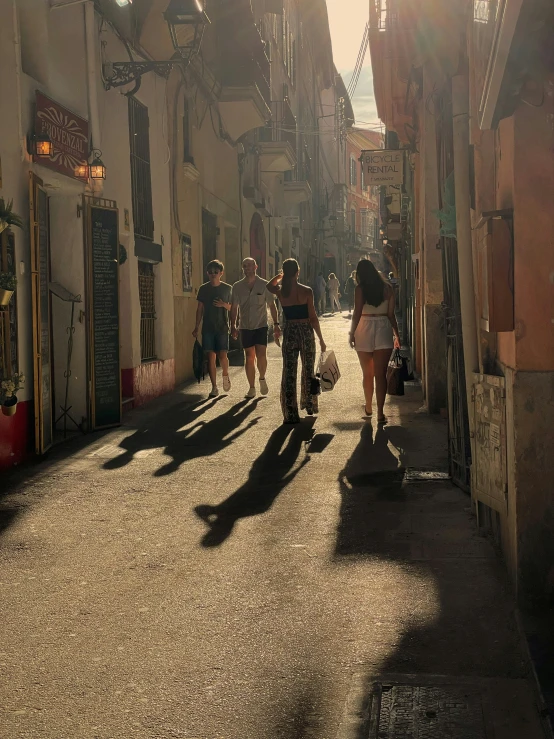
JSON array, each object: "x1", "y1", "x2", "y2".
[{"x1": 0, "y1": 315, "x2": 548, "y2": 738}]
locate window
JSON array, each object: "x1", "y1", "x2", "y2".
[
  {"x1": 350, "y1": 208, "x2": 356, "y2": 234},
  {"x1": 138, "y1": 262, "x2": 156, "y2": 361},
  {"x1": 281, "y1": 9, "x2": 296, "y2": 84},
  {"x1": 361, "y1": 165, "x2": 368, "y2": 190},
  {"x1": 350, "y1": 156, "x2": 357, "y2": 186},
  {"x1": 183, "y1": 97, "x2": 193, "y2": 163},
  {"x1": 361, "y1": 209, "x2": 370, "y2": 237},
  {"x1": 129, "y1": 97, "x2": 154, "y2": 240}
]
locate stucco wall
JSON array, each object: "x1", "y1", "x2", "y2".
[{"x1": 0, "y1": 2, "x2": 176, "y2": 456}]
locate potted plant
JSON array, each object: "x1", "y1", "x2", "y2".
[
  {"x1": 1, "y1": 372, "x2": 25, "y2": 417},
  {"x1": 0, "y1": 273, "x2": 17, "y2": 306},
  {"x1": 0, "y1": 198, "x2": 24, "y2": 234}
]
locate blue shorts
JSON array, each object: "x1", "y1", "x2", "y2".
[{"x1": 202, "y1": 332, "x2": 229, "y2": 353}]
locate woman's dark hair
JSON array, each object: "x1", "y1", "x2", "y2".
[
  {"x1": 356, "y1": 259, "x2": 388, "y2": 307},
  {"x1": 281, "y1": 258, "x2": 299, "y2": 298}
]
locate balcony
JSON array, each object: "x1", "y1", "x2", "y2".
[
  {"x1": 258, "y1": 100, "x2": 297, "y2": 173},
  {"x1": 216, "y1": 1, "x2": 272, "y2": 140},
  {"x1": 283, "y1": 175, "x2": 312, "y2": 205}
]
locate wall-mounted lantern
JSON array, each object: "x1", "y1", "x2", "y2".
[
  {"x1": 74, "y1": 161, "x2": 89, "y2": 179},
  {"x1": 34, "y1": 133, "x2": 54, "y2": 158},
  {"x1": 89, "y1": 151, "x2": 107, "y2": 180}
]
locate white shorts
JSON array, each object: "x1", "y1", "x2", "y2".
[{"x1": 354, "y1": 316, "x2": 393, "y2": 352}]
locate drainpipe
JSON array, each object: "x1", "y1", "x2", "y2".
[
  {"x1": 11, "y1": 0, "x2": 25, "y2": 161},
  {"x1": 84, "y1": 0, "x2": 103, "y2": 195},
  {"x1": 451, "y1": 73, "x2": 478, "y2": 435}
]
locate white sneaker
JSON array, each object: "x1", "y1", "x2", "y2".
[
  {"x1": 222, "y1": 375, "x2": 231, "y2": 392},
  {"x1": 246, "y1": 387, "x2": 256, "y2": 399},
  {"x1": 209, "y1": 386, "x2": 219, "y2": 398},
  {"x1": 259, "y1": 377, "x2": 269, "y2": 395}
]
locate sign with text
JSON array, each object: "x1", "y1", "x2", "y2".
[
  {"x1": 361, "y1": 149, "x2": 404, "y2": 186},
  {"x1": 34, "y1": 91, "x2": 89, "y2": 180}
]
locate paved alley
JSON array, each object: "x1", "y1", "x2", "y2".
[{"x1": 0, "y1": 315, "x2": 549, "y2": 739}]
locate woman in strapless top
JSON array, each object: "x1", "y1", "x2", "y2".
[
  {"x1": 267, "y1": 259, "x2": 326, "y2": 424},
  {"x1": 349, "y1": 259, "x2": 400, "y2": 423}
]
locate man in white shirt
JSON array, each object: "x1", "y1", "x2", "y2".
[{"x1": 231, "y1": 258, "x2": 281, "y2": 398}]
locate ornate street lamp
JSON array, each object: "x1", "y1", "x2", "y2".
[
  {"x1": 165, "y1": 0, "x2": 209, "y2": 55},
  {"x1": 103, "y1": 1, "x2": 209, "y2": 90}
]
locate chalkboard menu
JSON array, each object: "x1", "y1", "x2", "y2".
[
  {"x1": 37, "y1": 188, "x2": 53, "y2": 451},
  {"x1": 6, "y1": 233, "x2": 18, "y2": 378},
  {"x1": 89, "y1": 205, "x2": 121, "y2": 429}
]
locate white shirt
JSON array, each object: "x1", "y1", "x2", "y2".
[{"x1": 231, "y1": 275, "x2": 275, "y2": 330}]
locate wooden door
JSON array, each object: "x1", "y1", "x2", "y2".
[{"x1": 29, "y1": 173, "x2": 53, "y2": 453}]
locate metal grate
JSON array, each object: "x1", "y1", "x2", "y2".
[
  {"x1": 138, "y1": 262, "x2": 156, "y2": 361},
  {"x1": 129, "y1": 97, "x2": 154, "y2": 240}
]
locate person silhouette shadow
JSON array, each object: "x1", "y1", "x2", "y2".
[
  {"x1": 154, "y1": 398, "x2": 264, "y2": 477},
  {"x1": 194, "y1": 421, "x2": 315, "y2": 547}
]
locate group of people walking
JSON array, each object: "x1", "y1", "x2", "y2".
[
  {"x1": 314, "y1": 271, "x2": 359, "y2": 316},
  {"x1": 193, "y1": 257, "x2": 400, "y2": 425}
]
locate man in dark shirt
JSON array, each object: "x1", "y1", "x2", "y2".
[{"x1": 193, "y1": 260, "x2": 233, "y2": 397}]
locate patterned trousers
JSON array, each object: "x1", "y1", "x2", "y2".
[{"x1": 280, "y1": 322, "x2": 318, "y2": 423}]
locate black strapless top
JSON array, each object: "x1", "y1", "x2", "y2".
[{"x1": 282, "y1": 304, "x2": 309, "y2": 320}]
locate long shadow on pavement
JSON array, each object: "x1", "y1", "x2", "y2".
[
  {"x1": 194, "y1": 420, "x2": 316, "y2": 547},
  {"x1": 334, "y1": 418, "x2": 542, "y2": 736},
  {"x1": 102, "y1": 397, "x2": 264, "y2": 475}
]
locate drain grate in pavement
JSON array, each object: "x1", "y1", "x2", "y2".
[
  {"x1": 368, "y1": 683, "x2": 486, "y2": 738},
  {"x1": 404, "y1": 468, "x2": 451, "y2": 483},
  {"x1": 337, "y1": 673, "x2": 548, "y2": 739}
]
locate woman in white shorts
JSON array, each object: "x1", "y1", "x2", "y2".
[{"x1": 349, "y1": 259, "x2": 400, "y2": 423}]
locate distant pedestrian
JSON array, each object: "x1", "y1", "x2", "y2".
[
  {"x1": 230, "y1": 258, "x2": 281, "y2": 398},
  {"x1": 344, "y1": 270, "x2": 356, "y2": 316},
  {"x1": 349, "y1": 259, "x2": 400, "y2": 423},
  {"x1": 315, "y1": 272, "x2": 327, "y2": 315},
  {"x1": 267, "y1": 259, "x2": 326, "y2": 424},
  {"x1": 193, "y1": 260, "x2": 232, "y2": 397},
  {"x1": 327, "y1": 273, "x2": 341, "y2": 314}
]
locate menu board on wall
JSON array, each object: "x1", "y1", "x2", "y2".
[
  {"x1": 37, "y1": 187, "x2": 53, "y2": 451},
  {"x1": 6, "y1": 233, "x2": 18, "y2": 378},
  {"x1": 88, "y1": 203, "x2": 121, "y2": 429}
]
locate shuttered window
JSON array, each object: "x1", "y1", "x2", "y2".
[
  {"x1": 129, "y1": 97, "x2": 154, "y2": 240},
  {"x1": 138, "y1": 262, "x2": 156, "y2": 361}
]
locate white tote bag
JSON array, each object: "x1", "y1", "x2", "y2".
[{"x1": 318, "y1": 350, "x2": 341, "y2": 392}]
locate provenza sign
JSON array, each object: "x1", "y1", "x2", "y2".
[
  {"x1": 361, "y1": 149, "x2": 404, "y2": 186},
  {"x1": 34, "y1": 92, "x2": 89, "y2": 180}
]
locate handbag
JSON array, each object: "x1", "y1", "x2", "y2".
[
  {"x1": 310, "y1": 376, "x2": 322, "y2": 396},
  {"x1": 386, "y1": 350, "x2": 405, "y2": 396},
  {"x1": 317, "y1": 350, "x2": 341, "y2": 392},
  {"x1": 192, "y1": 340, "x2": 205, "y2": 383}
]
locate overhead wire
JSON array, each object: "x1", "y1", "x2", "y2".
[{"x1": 347, "y1": 22, "x2": 369, "y2": 99}]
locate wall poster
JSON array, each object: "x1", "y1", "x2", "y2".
[{"x1": 181, "y1": 233, "x2": 192, "y2": 293}]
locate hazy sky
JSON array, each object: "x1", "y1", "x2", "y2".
[{"x1": 326, "y1": 0, "x2": 381, "y2": 129}]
